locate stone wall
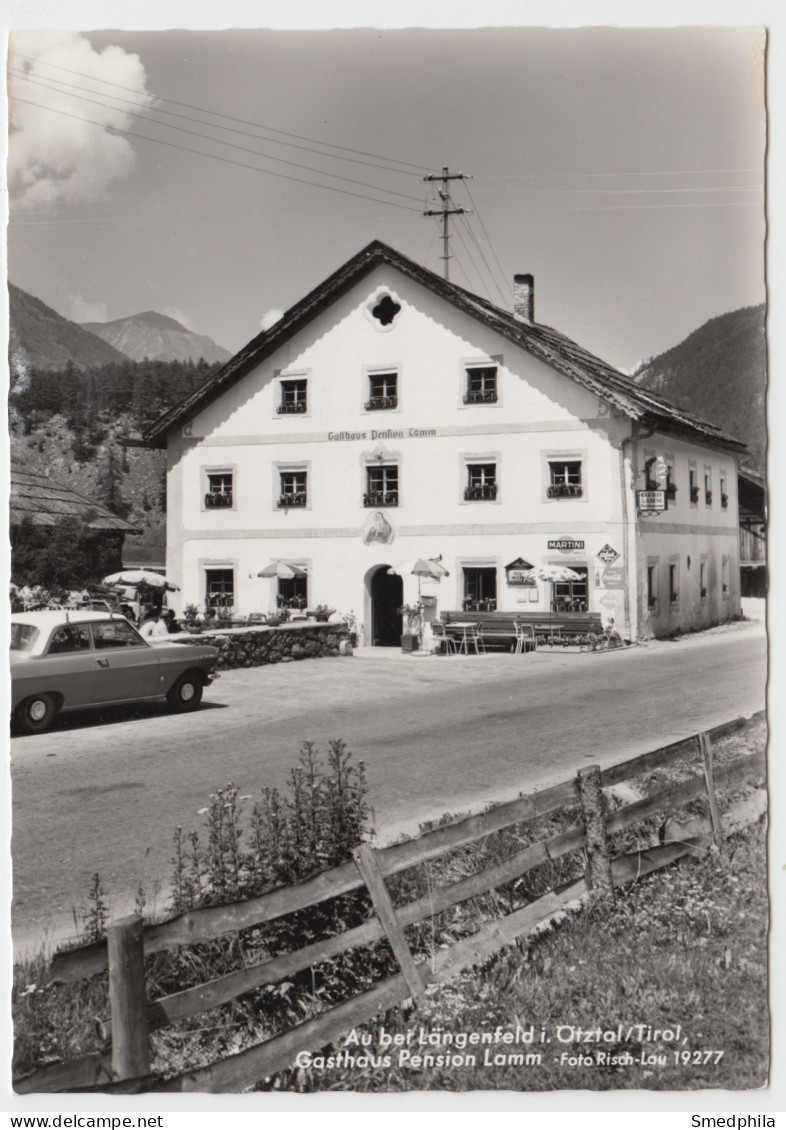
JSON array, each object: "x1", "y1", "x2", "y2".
[{"x1": 177, "y1": 622, "x2": 350, "y2": 670}]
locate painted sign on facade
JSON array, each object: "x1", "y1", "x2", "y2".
[
  {"x1": 548, "y1": 539, "x2": 585, "y2": 552},
  {"x1": 637, "y1": 490, "x2": 666, "y2": 512}
]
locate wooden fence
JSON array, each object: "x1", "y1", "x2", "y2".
[{"x1": 15, "y1": 710, "x2": 766, "y2": 1095}]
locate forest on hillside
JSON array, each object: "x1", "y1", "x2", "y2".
[
  {"x1": 10, "y1": 358, "x2": 222, "y2": 573},
  {"x1": 633, "y1": 304, "x2": 766, "y2": 475},
  {"x1": 10, "y1": 356, "x2": 219, "y2": 437}
]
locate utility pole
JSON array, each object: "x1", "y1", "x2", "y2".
[{"x1": 423, "y1": 167, "x2": 472, "y2": 282}]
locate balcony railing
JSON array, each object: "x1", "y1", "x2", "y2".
[
  {"x1": 463, "y1": 389, "x2": 498, "y2": 404},
  {"x1": 464, "y1": 483, "x2": 498, "y2": 501},
  {"x1": 363, "y1": 490, "x2": 398, "y2": 507},
  {"x1": 277, "y1": 492, "x2": 307, "y2": 508},
  {"x1": 277, "y1": 401, "x2": 307, "y2": 414},
  {"x1": 546, "y1": 483, "x2": 583, "y2": 499},
  {"x1": 205, "y1": 492, "x2": 233, "y2": 508},
  {"x1": 365, "y1": 395, "x2": 397, "y2": 411}
]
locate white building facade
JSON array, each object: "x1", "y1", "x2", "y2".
[{"x1": 145, "y1": 242, "x2": 744, "y2": 644}]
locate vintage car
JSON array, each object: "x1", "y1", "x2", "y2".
[{"x1": 10, "y1": 610, "x2": 220, "y2": 734}]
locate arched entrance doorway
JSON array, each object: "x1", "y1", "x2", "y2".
[{"x1": 369, "y1": 565, "x2": 402, "y2": 647}]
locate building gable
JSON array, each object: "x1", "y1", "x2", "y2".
[{"x1": 143, "y1": 241, "x2": 746, "y2": 456}]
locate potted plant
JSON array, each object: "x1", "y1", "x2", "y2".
[
  {"x1": 340, "y1": 611, "x2": 359, "y2": 647},
  {"x1": 313, "y1": 604, "x2": 335, "y2": 622}
]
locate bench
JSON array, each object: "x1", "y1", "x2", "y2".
[{"x1": 439, "y1": 610, "x2": 604, "y2": 651}]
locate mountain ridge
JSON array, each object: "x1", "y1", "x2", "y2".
[
  {"x1": 631, "y1": 303, "x2": 765, "y2": 476},
  {"x1": 8, "y1": 283, "x2": 129, "y2": 372},
  {"x1": 81, "y1": 310, "x2": 231, "y2": 365}
]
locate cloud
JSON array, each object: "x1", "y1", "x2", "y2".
[
  {"x1": 161, "y1": 306, "x2": 195, "y2": 331},
  {"x1": 8, "y1": 31, "x2": 154, "y2": 208},
  {"x1": 260, "y1": 308, "x2": 284, "y2": 331},
  {"x1": 69, "y1": 294, "x2": 110, "y2": 323}
]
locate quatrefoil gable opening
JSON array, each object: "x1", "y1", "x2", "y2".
[{"x1": 366, "y1": 291, "x2": 402, "y2": 330}]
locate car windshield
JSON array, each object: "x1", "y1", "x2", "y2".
[{"x1": 10, "y1": 623, "x2": 40, "y2": 653}]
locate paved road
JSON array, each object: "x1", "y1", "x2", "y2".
[{"x1": 10, "y1": 621, "x2": 766, "y2": 954}]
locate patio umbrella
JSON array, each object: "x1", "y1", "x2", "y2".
[
  {"x1": 388, "y1": 557, "x2": 449, "y2": 649},
  {"x1": 257, "y1": 561, "x2": 308, "y2": 579},
  {"x1": 103, "y1": 570, "x2": 179, "y2": 591},
  {"x1": 531, "y1": 564, "x2": 583, "y2": 583},
  {"x1": 388, "y1": 557, "x2": 449, "y2": 590},
  {"x1": 528, "y1": 565, "x2": 584, "y2": 624}
]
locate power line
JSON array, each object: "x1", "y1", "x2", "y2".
[
  {"x1": 11, "y1": 97, "x2": 424, "y2": 214},
  {"x1": 12, "y1": 51, "x2": 426, "y2": 175},
  {"x1": 423, "y1": 167, "x2": 472, "y2": 282},
  {"x1": 11, "y1": 74, "x2": 425, "y2": 207},
  {"x1": 479, "y1": 167, "x2": 763, "y2": 180},
  {"x1": 10, "y1": 66, "x2": 424, "y2": 182},
  {"x1": 457, "y1": 211, "x2": 509, "y2": 308}
]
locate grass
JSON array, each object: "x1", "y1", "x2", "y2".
[
  {"x1": 12, "y1": 720, "x2": 768, "y2": 1094},
  {"x1": 274, "y1": 822, "x2": 767, "y2": 1093}
]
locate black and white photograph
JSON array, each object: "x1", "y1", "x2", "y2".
[{"x1": 3, "y1": 1, "x2": 778, "y2": 1115}]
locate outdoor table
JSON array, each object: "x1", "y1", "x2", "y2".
[{"x1": 446, "y1": 621, "x2": 482, "y2": 655}]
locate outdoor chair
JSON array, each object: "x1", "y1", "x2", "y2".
[
  {"x1": 431, "y1": 621, "x2": 458, "y2": 655},
  {"x1": 466, "y1": 622, "x2": 486, "y2": 655},
  {"x1": 514, "y1": 622, "x2": 536, "y2": 655}
]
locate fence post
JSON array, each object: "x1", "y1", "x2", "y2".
[
  {"x1": 353, "y1": 844, "x2": 425, "y2": 1003},
  {"x1": 107, "y1": 915, "x2": 150, "y2": 1082},
  {"x1": 577, "y1": 765, "x2": 615, "y2": 905},
  {"x1": 699, "y1": 731, "x2": 727, "y2": 861}
]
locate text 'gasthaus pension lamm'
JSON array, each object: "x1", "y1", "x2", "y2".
[{"x1": 295, "y1": 1024, "x2": 728, "y2": 1073}]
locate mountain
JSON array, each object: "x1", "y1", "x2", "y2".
[
  {"x1": 631, "y1": 305, "x2": 766, "y2": 475},
  {"x1": 81, "y1": 310, "x2": 231, "y2": 365},
  {"x1": 8, "y1": 283, "x2": 129, "y2": 373}
]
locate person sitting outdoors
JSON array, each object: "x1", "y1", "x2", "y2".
[
  {"x1": 140, "y1": 610, "x2": 169, "y2": 638},
  {"x1": 162, "y1": 609, "x2": 182, "y2": 634}
]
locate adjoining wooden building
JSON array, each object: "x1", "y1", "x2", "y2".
[
  {"x1": 10, "y1": 457, "x2": 141, "y2": 583},
  {"x1": 144, "y1": 240, "x2": 747, "y2": 643}
]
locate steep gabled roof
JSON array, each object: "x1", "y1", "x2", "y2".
[
  {"x1": 142, "y1": 240, "x2": 746, "y2": 454},
  {"x1": 10, "y1": 459, "x2": 141, "y2": 533}
]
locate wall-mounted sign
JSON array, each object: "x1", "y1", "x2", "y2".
[
  {"x1": 652, "y1": 456, "x2": 669, "y2": 488},
  {"x1": 548, "y1": 539, "x2": 585, "y2": 552},
  {"x1": 505, "y1": 557, "x2": 536, "y2": 586},
  {"x1": 602, "y1": 567, "x2": 625, "y2": 587},
  {"x1": 597, "y1": 544, "x2": 620, "y2": 565},
  {"x1": 637, "y1": 490, "x2": 666, "y2": 512}
]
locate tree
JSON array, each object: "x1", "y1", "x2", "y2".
[
  {"x1": 96, "y1": 446, "x2": 131, "y2": 519},
  {"x1": 11, "y1": 515, "x2": 124, "y2": 590}
]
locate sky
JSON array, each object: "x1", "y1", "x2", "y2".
[
  {"x1": 1, "y1": 6, "x2": 784, "y2": 1122},
  {"x1": 5, "y1": 18, "x2": 768, "y2": 373}
]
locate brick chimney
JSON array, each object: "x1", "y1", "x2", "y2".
[{"x1": 513, "y1": 273, "x2": 534, "y2": 323}]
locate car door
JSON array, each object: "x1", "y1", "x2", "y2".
[
  {"x1": 89, "y1": 618, "x2": 162, "y2": 703},
  {"x1": 42, "y1": 622, "x2": 95, "y2": 707}
]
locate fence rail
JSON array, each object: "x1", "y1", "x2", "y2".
[{"x1": 18, "y1": 710, "x2": 766, "y2": 1095}]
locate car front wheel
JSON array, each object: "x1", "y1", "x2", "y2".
[
  {"x1": 17, "y1": 693, "x2": 57, "y2": 734},
  {"x1": 167, "y1": 672, "x2": 204, "y2": 712}
]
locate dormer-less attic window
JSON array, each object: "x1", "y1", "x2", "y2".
[
  {"x1": 278, "y1": 378, "x2": 307, "y2": 414},
  {"x1": 371, "y1": 294, "x2": 401, "y2": 327},
  {"x1": 464, "y1": 366, "x2": 498, "y2": 404}
]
